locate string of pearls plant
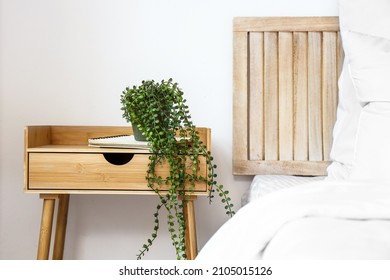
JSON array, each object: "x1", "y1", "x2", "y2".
[{"x1": 121, "y1": 78, "x2": 234, "y2": 260}]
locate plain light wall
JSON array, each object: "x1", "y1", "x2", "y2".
[{"x1": 0, "y1": 0, "x2": 338, "y2": 259}]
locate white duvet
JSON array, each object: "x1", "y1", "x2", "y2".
[{"x1": 196, "y1": 180, "x2": 390, "y2": 260}]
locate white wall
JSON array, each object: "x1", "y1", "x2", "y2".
[{"x1": 0, "y1": 0, "x2": 338, "y2": 259}]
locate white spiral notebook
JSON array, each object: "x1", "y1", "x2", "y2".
[{"x1": 88, "y1": 135, "x2": 150, "y2": 149}]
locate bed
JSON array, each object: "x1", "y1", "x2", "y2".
[{"x1": 197, "y1": 0, "x2": 390, "y2": 260}]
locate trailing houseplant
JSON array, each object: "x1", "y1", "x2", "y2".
[{"x1": 120, "y1": 78, "x2": 234, "y2": 260}]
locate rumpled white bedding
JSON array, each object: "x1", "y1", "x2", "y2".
[{"x1": 196, "y1": 180, "x2": 390, "y2": 260}]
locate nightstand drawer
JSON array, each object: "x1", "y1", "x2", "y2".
[{"x1": 27, "y1": 153, "x2": 208, "y2": 193}]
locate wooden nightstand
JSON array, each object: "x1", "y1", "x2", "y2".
[{"x1": 24, "y1": 126, "x2": 211, "y2": 260}]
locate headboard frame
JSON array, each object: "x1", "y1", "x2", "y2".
[{"x1": 233, "y1": 17, "x2": 342, "y2": 176}]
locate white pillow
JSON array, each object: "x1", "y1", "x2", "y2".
[
  {"x1": 349, "y1": 103, "x2": 390, "y2": 181},
  {"x1": 347, "y1": 33, "x2": 390, "y2": 180},
  {"x1": 335, "y1": 0, "x2": 390, "y2": 180},
  {"x1": 339, "y1": 0, "x2": 390, "y2": 39},
  {"x1": 346, "y1": 31, "x2": 390, "y2": 102},
  {"x1": 326, "y1": 61, "x2": 361, "y2": 180},
  {"x1": 339, "y1": 0, "x2": 390, "y2": 180},
  {"x1": 246, "y1": 175, "x2": 325, "y2": 204}
]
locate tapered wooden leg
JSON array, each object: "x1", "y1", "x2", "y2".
[
  {"x1": 183, "y1": 196, "x2": 198, "y2": 260},
  {"x1": 53, "y1": 194, "x2": 70, "y2": 260},
  {"x1": 37, "y1": 194, "x2": 58, "y2": 260}
]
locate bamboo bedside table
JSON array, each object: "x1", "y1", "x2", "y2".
[{"x1": 24, "y1": 125, "x2": 211, "y2": 260}]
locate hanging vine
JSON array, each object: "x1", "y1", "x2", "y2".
[{"x1": 121, "y1": 79, "x2": 234, "y2": 259}]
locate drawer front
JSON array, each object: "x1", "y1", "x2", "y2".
[{"x1": 27, "y1": 153, "x2": 208, "y2": 193}]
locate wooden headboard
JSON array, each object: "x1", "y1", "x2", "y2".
[{"x1": 233, "y1": 17, "x2": 342, "y2": 176}]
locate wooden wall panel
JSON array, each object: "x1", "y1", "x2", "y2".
[
  {"x1": 233, "y1": 31, "x2": 249, "y2": 163},
  {"x1": 322, "y1": 32, "x2": 338, "y2": 161},
  {"x1": 233, "y1": 17, "x2": 341, "y2": 176},
  {"x1": 278, "y1": 32, "x2": 294, "y2": 161},
  {"x1": 263, "y1": 32, "x2": 279, "y2": 161},
  {"x1": 249, "y1": 32, "x2": 264, "y2": 161},
  {"x1": 307, "y1": 32, "x2": 323, "y2": 161},
  {"x1": 293, "y1": 32, "x2": 309, "y2": 161}
]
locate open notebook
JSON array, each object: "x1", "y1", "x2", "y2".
[{"x1": 88, "y1": 135, "x2": 150, "y2": 149}]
